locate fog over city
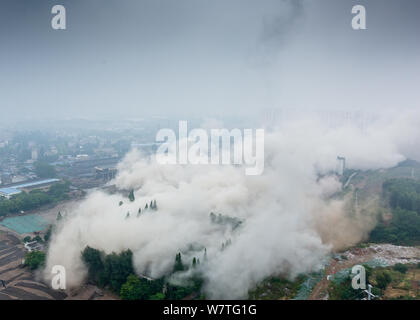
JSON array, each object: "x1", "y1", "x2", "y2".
[
  {"x1": 1, "y1": 0, "x2": 419, "y2": 121},
  {"x1": 1, "y1": 0, "x2": 420, "y2": 302}
]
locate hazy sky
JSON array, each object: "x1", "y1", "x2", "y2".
[{"x1": 0, "y1": 0, "x2": 419, "y2": 122}]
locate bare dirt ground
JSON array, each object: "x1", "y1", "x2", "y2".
[
  {"x1": 66, "y1": 284, "x2": 119, "y2": 300},
  {"x1": 309, "y1": 244, "x2": 420, "y2": 300},
  {"x1": 0, "y1": 197, "x2": 119, "y2": 300},
  {"x1": 383, "y1": 268, "x2": 420, "y2": 299},
  {"x1": 0, "y1": 231, "x2": 67, "y2": 300},
  {"x1": 0, "y1": 231, "x2": 118, "y2": 300}
]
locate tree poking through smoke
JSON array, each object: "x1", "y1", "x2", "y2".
[
  {"x1": 128, "y1": 189, "x2": 135, "y2": 202},
  {"x1": 81, "y1": 246, "x2": 134, "y2": 293},
  {"x1": 45, "y1": 111, "x2": 420, "y2": 298}
]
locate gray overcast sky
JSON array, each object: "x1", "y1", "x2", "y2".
[{"x1": 0, "y1": 0, "x2": 419, "y2": 122}]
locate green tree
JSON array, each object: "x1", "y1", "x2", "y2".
[
  {"x1": 128, "y1": 189, "x2": 135, "y2": 202},
  {"x1": 34, "y1": 161, "x2": 57, "y2": 178},
  {"x1": 173, "y1": 253, "x2": 184, "y2": 272},
  {"x1": 150, "y1": 292, "x2": 165, "y2": 300},
  {"x1": 120, "y1": 275, "x2": 143, "y2": 300},
  {"x1": 48, "y1": 181, "x2": 70, "y2": 200},
  {"x1": 370, "y1": 178, "x2": 420, "y2": 245},
  {"x1": 25, "y1": 251, "x2": 46, "y2": 270},
  {"x1": 393, "y1": 263, "x2": 409, "y2": 274},
  {"x1": 375, "y1": 270, "x2": 392, "y2": 290},
  {"x1": 44, "y1": 225, "x2": 53, "y2": 242},
  {"x1": 33, "y1": 235, "x2": 43, "y2": 243},
  {"x1": 81, "y1": 246, "x2": 104, "y2": 283},
  {"x1": 120, "y1": 275, "x2": 164, "y2": 300},
  {"x1": 102, "y1": 250, "x2": 134, "y2": 293},
  {"x1": 0, "y1": 182, "x2": 70, "y2": 216}
]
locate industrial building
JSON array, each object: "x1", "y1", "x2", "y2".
[
  {"x1": 95, "y1": 166, "x2": 117, "y2": 182},
  {"x1": 0, "y1": 187, "x2": 22, "y2": 199},
  {"x1": 0, "y1": 173, "x2": 12, "y2": 185},
  {"x1": 24, "y1": 241, "x2": 43, "y2": 252},
  {"x1": 0, "y1": 178, "x2": 60, "y2": 199}
]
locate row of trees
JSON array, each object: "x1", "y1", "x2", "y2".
[
  {"x1": 384, "y1": 178, "x2": 420, "y2": 214},
  {"x1": 0, "y1": 191, "x2": 50, "y2": 216},
  {"x1": 370, "y1": 208, "x2": 420, "y2": 245},
  {"x1": 0, "y1": 181, "x2": 70, "y2": 217},
  {"x1": 127, "y1": 190, "x2": 157, "y2": 209},
  {"x1": 81, "y1": 246, "x2": 204, "y2": 300},
  {"x1": 369, "y1": 178, "x2": 420, "y2": 245},
  {"x1": 82, "y1": 246, "x2": 134, "y2": 293},
  {"x1": 122, "y1": 200, "x2": 158, "y2": 219},
  {"x1": 209, "y1": 212, "x2": 242, "y2": 230},
  {"x1": 120, "y1": 275, "x2": 165, "y2": 300}
]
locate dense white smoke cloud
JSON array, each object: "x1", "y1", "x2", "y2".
[{"x1": 44, "y1": 110, "x2": 420, "y2": 298}]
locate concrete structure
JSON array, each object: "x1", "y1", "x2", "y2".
[
  {"x1": 337, "y1": 156, "x2": 346, "y2": 176},
  {"x1": 24, "y1": 241, "x2": 43, "y2": 252},
  {"x1": 362, "y1": 284, "x2": 377, "y2": 300},
  {"x1": 0, "y1": 173, "x2": 12, "y2": 186},
  {"x1": 31, "y1": 149, "x2": 38, "y2": 160},
  {"x1": 76, "y1": 154, "x2": 89, "y2": 161},
  {"x1": 95, "y1": 166, "x2": 117, "y2": 181}
]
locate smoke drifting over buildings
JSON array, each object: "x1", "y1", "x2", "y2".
[
  {"x1": 1, "y1": 0, "x2": 418, "y2": 301},
  {"x1": 44, "y1": 110, "x2": 420, "y2": 298}
]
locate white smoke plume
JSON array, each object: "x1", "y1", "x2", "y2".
[{"x1": 44, "y1": 110, "x2": 420, "y2": 298}]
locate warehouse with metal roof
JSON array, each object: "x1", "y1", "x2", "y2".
[{"x1": 0, "y1": 178, "x2": 60, "y2": 199}]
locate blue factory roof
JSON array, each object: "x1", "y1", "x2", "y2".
[
  {"x1": 0, "y1": 179, "x2": 60, "y2": 196},
  {"x1": 0, "y1": 187, "x2": 21, "y2": 196},
  {"x1": 11, "y1": 178, "x2": 60, "y2": 189}
]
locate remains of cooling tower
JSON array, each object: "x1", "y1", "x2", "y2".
[{"x1": 336, "y1": 156, "x2": 346, "y2": 176}]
